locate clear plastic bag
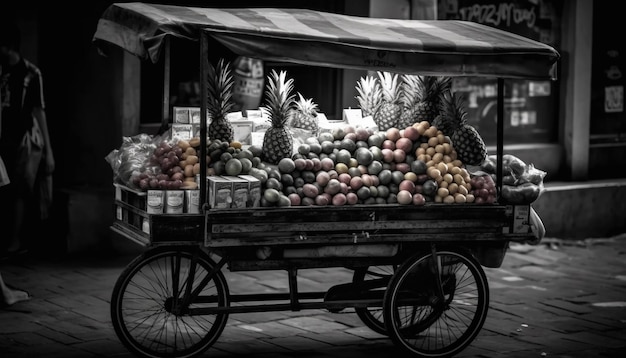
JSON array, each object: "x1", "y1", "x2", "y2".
[{"x1": 105, "y1": 133, "x2": 158, "y2": 189}]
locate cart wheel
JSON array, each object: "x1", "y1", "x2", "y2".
[
  {"x1": 111, "y1": 246, "x2": 229, "y2": 358},
  {"x1": 383, "y1": 247, "x2": 489, "y2": 357},
  {"x1": 352, "y1": 265, "x2": 396, "y2": 335}
]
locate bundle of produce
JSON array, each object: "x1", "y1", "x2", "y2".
[
  {"x1": 479, "y1": 154, "x2": 546, "y2": 204},
  {"x1": 105, "y1": 133, "x2": 157, "y2": 190}
]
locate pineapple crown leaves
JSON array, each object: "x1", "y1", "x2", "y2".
[
  {"x1": 355, "y1": 75, "x2": 382, "y2": 103},
  {"x1": 420, "y1": 75, "x2": 452, "y2": 103},
  {"x1": 206, "y1": 58, "x2": 235, "y2": 119},
  {"x1": 376, "y1": 71, "x2": 402, "y2": 103},
  {"x1": 439, "y1": 91, "x2": 469, "y2": 130},
  {"x1": 295, "y1": 92, "x2": 319, "y2": 117},
  {"x1": 400, "y1": 74, "x2": 422, "y2": 108},
  {"x1": 263, "y1": 69, "x2": 296, "y2": 128}
]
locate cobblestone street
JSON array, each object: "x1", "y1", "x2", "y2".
[{"x1": 2, "y1": 236, "x2": 625, "y2": 357}]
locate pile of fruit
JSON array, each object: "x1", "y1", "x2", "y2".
[{"x1": 115, "y1": 59, "x2": 551, "y2": 208}]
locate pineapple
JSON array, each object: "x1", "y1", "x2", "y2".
[
  {"x1": 261, "y1": 70, "x2": 296, "y2": 164},
  {"x1": 415, "y1": 76, "x2": 452, "y2": 129},
  {"x1": 207, "y1": 58, "x2": 235, "y2": 143},
  {"x1": 438, "y1": 92, "x2": 487, "y2": 166},
  {"x1": 355, "y1": 74, "x2": 382, "y2": 118},
  {"x1": 373, "y1": 71, "x2": 402, "y2": 131},
  {"x1": 291, "y1": 92, "x2": 320, "y2": 134},
  {"x1": 397, "y1": 74, "x2": 422, "y2": 128}
]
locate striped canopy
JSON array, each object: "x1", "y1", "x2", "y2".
[{"x1": 93, "y1": 2, "x2": 560, "y2": 79}]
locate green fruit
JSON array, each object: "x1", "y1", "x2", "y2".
[
  {"x1": 225, "y1": 159, "x2": 243, "y2": 176},
  {"x1": 266, "y1": 177, "x2": 283, "y2": 191},
  {"x1": 263, "y1": 188, "x2": 280, "y2": 203},
  {"x1": 355, "y1": 147, "x2": 374, "y2": 166},
  {"x1": 278, "y1": 157, "x2": 296, "y2": 174},
  {"x1": 277, "y1": 194, "x2": 292, "y2": 207},
  {"x1": 239, "y1": 158, "x2": 253, "y2": 174}
]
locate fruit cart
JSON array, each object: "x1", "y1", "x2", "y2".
[{"x1": 94, "y1": 3, "x2": 559, "y2": 358}]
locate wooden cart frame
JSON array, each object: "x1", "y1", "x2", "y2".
[{"x1": 94, "y1": 4, "x2": 559, "y2": 358}]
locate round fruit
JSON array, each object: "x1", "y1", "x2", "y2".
[
  {"x1": 410, "y1": 160, "x2": 428, "y2": 175},
  {"x1": 356, "y1": 186, "x2": 371, "y2": 200},
  {"x1": 399, "y1": 179, "x2": 416, "y2": 194},
  {"x1": 413, "y1": 193, "x2": 426, "y2": 205},
  {"x1": 395, "y1": 137, "x2": 413, "y2": 153},
  {"x1": 324, "y1": 179, "x2": 342, "y2": 195},
  {"x1": 278, "y1": 157, "x2": 296, "y2": 174},
  {"x1": 355, "y1": 147, "x2": 374, "y2": 166},
  {"x1": 288, "y1": 193, "x2": 301, "y2": 206},
  {"x1": 350, "y1": 176, "x2": 364, "y2": 190},
  {"x1": 378, "y1": 169, "x2": 392, "y2": 185},
  {"x1": 332, "y1": 193, "x2": 347, "y2": 206},
  {"x1": 397, "y1": 190, "x2": 413, "y2": 204},
  {"x1": 346, "y1": 192, "x2": 359, "y2": 205},
  {"x1": 386, "y1": 127, "x2": 401, "y2": 142},
  {"x1": 294, "y1": 158, "x2": 307, "y2": 171},
  {"x1": 277, "y1": 195, "x2": 292, "y2": 207},
  {"x1": 368, "y1": 134, "x2": 384, "y2": 148},
  {"x1": 302, "y1": 183, "x2": 319, "y2": 198},
  {"x1": 403, "y1": 126, "x2": 420, "y2": 141},
  {"x1": 367, "y1": 161, "x2": 383, "y2": 175},
  {"x1": 264, "y1": 188, "x2": 280, "y2": 203},
  {"x1": 239, "y1": 158, "x2": 253, "y2": 174},
  {"x1": 336, "y1": 149, "x2": 352, "y2": 165},
  {"x1": 355, "y1": 127, "x2": 371, "y2": 142},
  {"x1": 340, "y1": 138, "x2": 356, "y2": 153},
  {"x1": 309, "y1": 143, "x2": 322, "y2": 155},
  {"x1": 318, "y1": 132, "x2": 335, "y2": 143},
  {"x1": 320, "y1": 157, "x2": 335, "y2": 171},
  {"x1": 266, "y1": 177, "x2": 283, "y2": 191},
  {"x1": 315, "y1": 194, "x2": 330, "y2": 206},
  {"x1": 316, "y1": 171, "x2": 331, "y2": 187},
  {"x1": 298, "y1": 144, "x2": 311, "y2": 156}
]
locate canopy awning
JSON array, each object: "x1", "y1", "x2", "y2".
[{"x1": 93, "y1": 2, "x2": 559, "y2": 79}]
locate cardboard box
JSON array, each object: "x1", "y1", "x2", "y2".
[
  {"x1": 185, "y1": 189, "x2": 200, "y2": 213},
  {"x1": 223, "y1": 176, "x2": 249, "y2": 209},
  {"x1": 165, "y1": 190, "x2": 184, "y2": 214},
  {"x1": 207, "y1": 176, "x2": 233, "y2": 209},
  {"x1": 238, "y1": 174, "x2": 261, "y2": 207},
  {"x1": 146, "y1": 190, "x2": 165, "y2": 214}
]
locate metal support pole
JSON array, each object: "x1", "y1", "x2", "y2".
[
  {"x1": 496, "y1": 78, "x2": 504, "y2": 199},
  {"x1": 199, "y1": 31, "x2": 208, "y2": 207},
  {"x1": 162, "y1": 36, "x2": 171, "y2": 128}
]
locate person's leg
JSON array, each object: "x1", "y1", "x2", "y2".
[
  {"x1": 0, "y1": 272, "x2": 31, "y2": 306},
  {"x1": 6, "y1": 195, "x2": 25, "y2": 252}
]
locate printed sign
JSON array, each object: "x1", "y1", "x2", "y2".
[{"x1": 605, "y1": 85, "x2": 624, "y2": 113}]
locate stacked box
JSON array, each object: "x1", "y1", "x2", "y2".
[
  {"x1": 223, "y1": 176, "x2": 249, "y2": 209},
  {"x1": 207, "y1": 176, "x2": 233, "y2": 209},
  {"x1": 238, "y1": 174, "x2": 261, "y2": 207}
]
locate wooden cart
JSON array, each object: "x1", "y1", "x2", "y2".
[{"x1": 94, "y1": 3, "x2": 559, "y2": 358}]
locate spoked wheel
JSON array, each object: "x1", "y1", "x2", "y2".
[
  {"x1": 111, "y1": 246, "x2": 229, "y2": 358},
  {"x1": 352, "y1": 265, "x2": 396, "y2": 335},
  {"x1": 383, "y1": 247, "x2": 489, "y2": 357}
]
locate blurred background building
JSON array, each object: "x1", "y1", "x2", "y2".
[{"x1": 2, "y1": 0, "x2": 623, "y2": 253}]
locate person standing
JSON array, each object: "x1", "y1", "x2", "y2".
[{"x1": 0, "y1": 21, "x2": 54, "y2": 258}]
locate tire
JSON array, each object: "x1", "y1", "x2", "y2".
[
  {"x1": 111, "y1": 247, "x2": 229, "y2": 358},
  {"x1": 352, "y1": 265, "x2": 396, "y2": 335},
  {"x1": 383, "y1": 247, "x2": 489, "y2": 357}
]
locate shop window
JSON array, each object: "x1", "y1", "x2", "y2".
[{"x1": 437, "y1": 0, "x2": 562, "y2": 145}]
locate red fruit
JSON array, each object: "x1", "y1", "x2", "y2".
[
  {"x1": 403, "y1": 126, "x2": 420, "y2": 141},
  {"x1": 412, "y1": 193, "x2": 426, "y2": 205},
  {"x1": 346, "y1": 192, "x2": 359, "y2": 205},
  {"x1": 395, "y1": 137, "x2": 413, "y2": 153},
  {"x1": 399, "y1": 179, "x2": 416, "y2": 194},
  {"x1": 332, "y1": 193, "x2": 347, "y2": 206}
]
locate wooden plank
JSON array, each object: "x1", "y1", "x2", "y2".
[
  {"x1": 210, "y1": 218, "x2": 504, "y2": 234},
  {"x1": 110, "y1": 222, "x2": 150, "y2": 246},
  {"x1": 206, "y1": 231, "x2": 505, "y2": 248},
  {"x1": 151, "y1": 214, "x2": 205, "y2": 243}
]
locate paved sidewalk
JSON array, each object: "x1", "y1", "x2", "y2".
[{"x1": 1, "y1": 235, "x2": 625, "y2": 358}]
